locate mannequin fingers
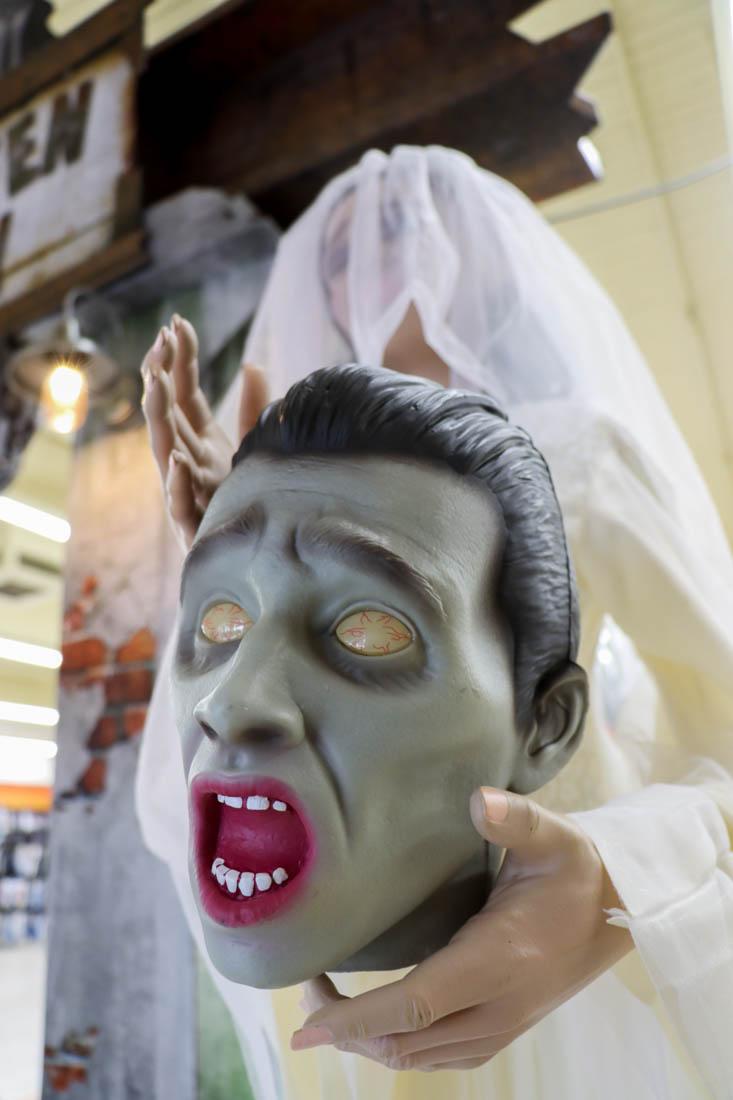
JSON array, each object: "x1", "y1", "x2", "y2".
[
  {"x1": 299, "y1": 974, "x2": 344, "y2": 1015},
  {"x1": 468, "y1": 787, "x2": 571, "y2": 865},
  {"x1": 142, "y1": 351, "x2": 178, "y2": 481},
  {"x1": 143, "y1": 325, "x2": 176, "y2": 376},
  {"x1": 296, "y1": 970, "x2": 449, "y2": 1048},
  {"x1": 297, "y1": 902, "x2": 535, "y2": 1048},
  {"x1": 238, "y1": 362, "x2": 270, "y2": 438},
  {"x1": 400, "y1": 1028, "x2": 522, "y2": 1072},
  {"x1": 165, "y1": 451, "x2": 201, "y2": 549},
  {"x1": 153, "y1": 370, "x2": 200, "y2": 471},
  {"x1": 169, "y1": 315, "x2": 213, "y2": 434},
  {"x1": 373, "y1": 1017, "x2": 525, "y2": 1073},
  {"x1": 367, "y1": 1001, "x2": 493, "y2": 1061},
  {"x1": 173, "y1": 403, "x2": 207, "y2": 466},
  {"x1": 424, "y1": 1057, "x2": 491, "y2": 1071}
]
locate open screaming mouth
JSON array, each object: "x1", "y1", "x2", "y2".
[{"x1": 190, "y1": 774, "x2": 317, "y2": 928}]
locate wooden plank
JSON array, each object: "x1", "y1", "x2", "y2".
[
  {"x1": 139, "y1": 2, "x2": 611, "y2": 213},
  {"x1": 0, "y1": 5, "x2": 150, "y2": 333},
  {"x1": 0, "y1": 49, "x2": 142, "y2": 309},
  {"x1": 0, "y1": 229, "x2": 146, "y2": 332},
  {"x1": 0, "y1": 0, "x2": 150, "y2": 116}
]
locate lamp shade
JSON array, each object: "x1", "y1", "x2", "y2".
[{"x1": 6, "y1": 315, "x2": 120, "y2": 407}]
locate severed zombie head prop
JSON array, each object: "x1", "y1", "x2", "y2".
[{"x1": 171, "y1": 364, "x2": 588, "y2": 988}]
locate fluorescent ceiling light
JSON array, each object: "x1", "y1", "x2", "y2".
[
  {"x1": 0, "y1": 734, "x2": 57, "y2": 786},
  {"x1": 0, "y1": 735, "x2": 57, "y2": 759},
  {"x1": 0, "y1": 637, "x2": 62, "y2": 669},
  {"x1": 0, "y1": 701, "x2": 59, "y2": 726},
  {"x1": 0, "y1": 496, "x2": 70, "y2": 543},
  {"x1": 577, "y1": 137, "x2": 604, "y2": 180}
]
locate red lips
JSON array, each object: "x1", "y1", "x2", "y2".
[{"x1": 190, "y1": 773, "x2": 318, "y2": 928}]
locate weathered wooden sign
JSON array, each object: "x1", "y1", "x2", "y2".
[
  {"x1": 0, "y1": 2, "x2": 54, "y2": 78},
  {"x1": 0, "y1": 0, "x2": 148, "y2": 333}
]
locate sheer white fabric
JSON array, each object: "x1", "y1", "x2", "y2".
[{"x1": 135, "y1": 146, "x2": 733, "y2": 1099}]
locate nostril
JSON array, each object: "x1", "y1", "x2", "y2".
[
  {"x1": 244, "y1": 727, "x2": 290, "y2": 746},
  {"x1": 199, "y1": 719, "x2": 217, "y2": 741}
]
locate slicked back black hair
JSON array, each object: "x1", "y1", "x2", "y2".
[{"x1": 233, "y1": 364, "x2": 579, "y2": 729}]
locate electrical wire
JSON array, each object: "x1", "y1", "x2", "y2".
[{"x1": 547, "y1": 154, "x2": 733, "y2": 225}]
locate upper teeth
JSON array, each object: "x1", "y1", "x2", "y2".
[{"x1": 216, "y1": 794, "x2": 288, "y2": 812}]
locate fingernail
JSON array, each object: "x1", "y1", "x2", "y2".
[
  {"x1": 153, "y1": 329, "x2": 165, "y2": 352},
  {"x1": 481, "y1": 789, "x2": 509, "y2": 823},
  {"x1": 291, "y1": 1025, "x2": 334, "y2": 1050}
]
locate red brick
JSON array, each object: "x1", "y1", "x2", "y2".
[
  {"x1": 105, "y1": 668, "x2": 153, "y2": 705},
  {"x1": 115, "y1": 628, "x2": 156, "y2": 664},
  {"x1": 47, "y1": 1064, "x2": 88, "y2": 1091},
  {"x1": 63, "y1": 605, "x2": 85, "y2": 634},
  {"x1": 79, "y1": 669, "x2": 107, "y2": 687},
  {"x1": 122, "y1": 706, "x2": 147, "y2": 738},
  {"x1": 87, "y1": 715, "x2": 119, "y2": 750},
  {"x1": 62, "y1": 637, "x2": 107, "y2": 672},
  {"x1": 78, "y1": 758, "x2": 106, "y2": 796}
]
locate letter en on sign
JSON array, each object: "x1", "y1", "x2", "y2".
[
  {"x1": 8, "y1": 112, "x2": 42, "y2": 197},
  {"x1": 0, "y1": 212, "x2": 11, "y2": 290},
  {"x1": 43, "y1": 81, "x2": 94, "y2": 176}
]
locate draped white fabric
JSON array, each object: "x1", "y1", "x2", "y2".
[{"x1": 135, "y1": 146, "x2": 733, "y2": 1099}]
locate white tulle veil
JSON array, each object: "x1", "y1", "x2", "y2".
[{"x1": 135, "y1": 145, "x2": 733, "y2": 1100}]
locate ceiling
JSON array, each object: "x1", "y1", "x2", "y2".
[{"x1": 1, "y1": 0, "x2": 731, "y2": 768}]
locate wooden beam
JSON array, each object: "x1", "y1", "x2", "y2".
[
  {"x1": 0, "y1": 0, "x2": 151, "y2": 115},
  {"x1": 139, "y1": 1, "x2": 611, "y2": 219},
  {"x1": 0, "y1": 230, "x2": 146, "y2": 332}
]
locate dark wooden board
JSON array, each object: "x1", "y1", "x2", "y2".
[{"x1": 138, "y1": 0, "x2": 611, "y2": 224}]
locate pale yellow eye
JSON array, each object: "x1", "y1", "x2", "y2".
[
  {"x1": 200, "y1": 602, "x2": 253, "y2": 644},
  {"x1": 335, "y1": 609, "x2": 414, "y2": 656}
]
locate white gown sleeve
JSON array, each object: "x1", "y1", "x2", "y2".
[
  {"x1": 570, "y1": 781, "x2": 733, "y2": 1099},
  {"x1": 564, "y1": 419, "x2": 733, "y2": 1098}
]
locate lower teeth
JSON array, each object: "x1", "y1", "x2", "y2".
[{"x1": 211, "y1": 858, "x2": 290, "y2": 898}]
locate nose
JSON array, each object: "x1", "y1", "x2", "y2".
[{"x1": 193, "y1": 622, "x2": 305, "y2": 752}]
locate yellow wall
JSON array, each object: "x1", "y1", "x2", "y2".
[{"x1": 50, "y1": 0, "x2": 232, "y2": 47}]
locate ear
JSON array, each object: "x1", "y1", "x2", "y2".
[{"x1": 509, "y1": 661, "x2": 588, "y2": 794}]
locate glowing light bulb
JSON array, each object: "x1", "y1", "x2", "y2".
[
  {"x1": 40, "y1": 361, "x2": 89, "y2": 434},
  {"x1": 48, "y1": 364, "x2": 85, "y2": 405},
  {"x1": 49, "y1": 409, "x2": 77, "y2": 435}
]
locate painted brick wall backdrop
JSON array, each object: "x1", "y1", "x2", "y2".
[
  {"x1": 43, "y1": 419, "x2": 197, "y2": 1100},
  {"x1": 41, "y1": 190, "x2": 278, "y2": 1100}
]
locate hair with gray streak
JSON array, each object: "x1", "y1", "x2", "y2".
[{"x1": 233, "y1": 364, "x2": 580, "y2": 730}]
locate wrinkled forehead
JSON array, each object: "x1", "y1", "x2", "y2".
[{"x1": 196, "y1": 454, "x2": 505, "y2": 589}]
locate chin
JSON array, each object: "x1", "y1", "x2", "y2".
[{"x1": 200, "y1": 918, "x2": 350, "y2": 989}]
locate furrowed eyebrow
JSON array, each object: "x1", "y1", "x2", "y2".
[
  {"x1": 295, "y1": 520, "x2": 447, "y2": 622},
  {"x1": 179, "y1": 504, "x2": 265, "y2": 601}
]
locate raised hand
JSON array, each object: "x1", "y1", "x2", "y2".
[{"x1": 141, "y1": 315, "x2": 269, "y2": 549}]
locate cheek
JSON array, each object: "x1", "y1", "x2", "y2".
[
  {"x1": 170, "y1": 673, "x2": 205, "y2": 775},
  {"x1": 319, "y1": 684, "x2": 492, "y2": 826}
]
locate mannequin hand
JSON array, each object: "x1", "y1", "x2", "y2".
[
  {"x1": 292, "y1": 788, "x2": 633, "y2": 1072},
  {"x1": 140, "y1": 315, "x2": 269, "y2": 549}
]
